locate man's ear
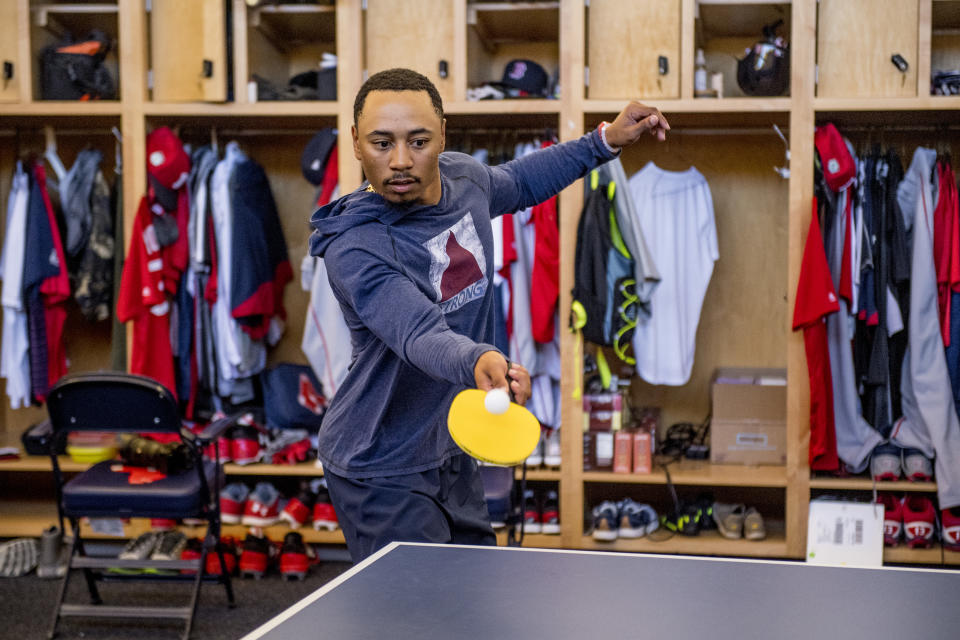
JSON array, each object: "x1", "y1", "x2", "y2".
[{"x1": 352, "y1": 125, "x2": 361, "y2": 160}]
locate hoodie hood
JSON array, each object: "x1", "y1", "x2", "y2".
[
  {"x1": 309, "y1": 185, "x2": 443, "y2": 257},
  {"x1": 309, "y1": 188, "x2": 406, "y2": 257}
]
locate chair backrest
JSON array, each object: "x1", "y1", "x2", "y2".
[{"x1": 47, "y1": 372, "x2": 181, "y2": 434}]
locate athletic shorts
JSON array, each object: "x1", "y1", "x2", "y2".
[{"x1": 324, "y1": 452, "x2": 496, "y2": 563}]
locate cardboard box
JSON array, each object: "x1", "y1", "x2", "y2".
[
  {"x1": 632, "y1": 430, "x2": 652, "y2": 474},
  {"x1": 613, "y1": 431, "x2": 633, "y2": 473},
  {"x1": 710, "y1": 367, "x2": 786, "y2": 466}
]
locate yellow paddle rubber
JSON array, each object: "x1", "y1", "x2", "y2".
[{"x1": 447, "y1": 389, "x2": 541, "y2": 466}]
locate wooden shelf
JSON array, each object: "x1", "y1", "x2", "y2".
[
  {"x1": 810, "y1": 477, "x2": 938, "y2": 493},
  {"x1": 578, "y1": 528, "x2": 788, "y2": 557},
  {"x1": 583, "y1": 460, "x2": 787, "y2": 488},
  {"x1": 884, "y1": 545, "x2": 960, "y2": 566},
  {"x1": 584, "y1": 97, "x2": 792, "y2": 115},
  {"x1": 32, "y1": 3, "x2": 118, "y2": 30},
  {"x1": 143, "y1": 102, "x2": 339, "y2": 117},
  {"x1": 0, "y1": 455, "x2": 327, "y2": 477},
  {"x1": 494, "y1": 530, "x2": 564, "y2": 548},
  {"x1": 248, "y1": 3, "x2": 336, "y2": 50},
  {"x1": 516, "y1": 468, "x2": 562, "y2": 482},
  {"x1": 0, "y1": 102, "x2": 122, "y2": 116},
  {"x1": 468, "y1": 2, "x2": 560, "y2": 48},
  {"x1": 446, "y1": 99, "x2": 560, "y2": 115}
]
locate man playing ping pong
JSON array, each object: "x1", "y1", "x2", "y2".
[{"x1": 310, "y1": 68, "x2": 668, "y2": 562}]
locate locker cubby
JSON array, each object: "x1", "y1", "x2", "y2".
[
  {"x1": 466, "y1": 1, "x2": 560, "y2": 99},
  {"x1": 695, "y1": 1, "x2": 791, "y2": 99},
  {"x1": 245, "y1": 1, "x2": 337, "y2": 102},
  {"x1": 585, "y1": 0, "x2": 681, "y2": 100},
  {"x1": 30, "y1": 0, "x2": 120, "y2": 101},
  {"x1": 931, "y1": 0, "x2": 960, "y2": 95},
  {"x1": 582, "y1": 114, "x2": 789, "y2": 433},
  {"x1": 816, "y1": 0, "x2": 919, "y2": 98}
]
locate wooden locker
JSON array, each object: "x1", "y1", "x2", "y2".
[
  {"x1": 587, "y1": 0, "x2": 680, "y2": 100},
  {"x1": 817, "y1": 0, "x2": 918, "y2": 98},
  {"x1": 150, "y1": 0, "x2": 227, "y2": 102},
  {"x1": 364, "y1": 0, "x2": 455, "y2": 102},
  {"x1": 0, "y1": 1, "x2": 21, "y2": 102}
]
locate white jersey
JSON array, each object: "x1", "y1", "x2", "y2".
[
  {"x1": 301, "y1": 251, "x2": 352, "y2": 402},
  {"x1": 628, "y1": 163, "x2": 718, "y2": 386},
  {"x1": 0, "y1": 165, "x2": 31, "y2": 409}
]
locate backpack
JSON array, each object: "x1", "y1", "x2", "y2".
[
  {"x1": 41, "y1": 30, "x2": 116, "y2": 100},
  {"x1": 572, "y1": 170, "x2": 616, "y2": 346}
]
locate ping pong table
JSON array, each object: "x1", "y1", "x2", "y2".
[{"x1": 242, "y1": 542, "x2": 960, "y2": 640}]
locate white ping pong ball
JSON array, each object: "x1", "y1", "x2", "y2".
[{"x1": 484, "y1": 388, "x2": 510, "y2": 415}]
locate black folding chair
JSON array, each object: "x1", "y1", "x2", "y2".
[{"x1": 46, "y1": 372, "x2": 239, "y2": 639}]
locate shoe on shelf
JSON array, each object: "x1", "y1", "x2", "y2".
[
  {"x1": 280, "y1": 488, "x2": 316, "y2": 529},
  {"x1": 231, "y1": 424, "x2": 262, "y2": 466},
  {"x1": 525, "y1": 430, "x2": 544, "y2": 467},
  {"x1": 870, "y1": 442, "x2": 903, "y2": 481},
  {"x1": 903, "y1": 495, "x2": 937, "y2": 548},
  {"x1": 239, "y1": 533, "x2": 274, "y2": 579},
  {"x1": 0, "y1": 538, "x2": 38, "y2": 578},
  {"x1": 591, "y1": 500, "x2": 619, "y2": 541},
  {"x1": 616, "y1": 498, "x2": 658, "y2": 538},
  {"x1": 220, "y1": 482, "x2": 250, "y2": 524},
  {"x1": 942, "y1": 507, "x2": 960, "y2": 552},
  {"x1": 712, "y1": 502, "x2": 746, "y2": 540},
  {"x1": 541, "y1": 489, "x2": 561, "y2": 535},
  {"x1": 743, "y1": 507, "x2": 767, "y2": 541},
  {"x1": 242, "y1": 482, "x2": 282, "y2": 527},
  {"x1": 901, "y1": 448, "x2": 934, "y2": 482},
  {"x1": 118, "y1": 531, "x2": 161, "y2": 561},
  {"x1": 521, "y1": 489, "x2": 542, "y2": 534},
  {"x1": 279, "y1": 532, "x2": 313, "y2": 580},
  {"x1": 151, "y1": 530, "x2": 187, "y2": 561},
  {"x1": 543, "y1": 429, "x2": 562, "y2": 468},
  {"x1": 312, "y1": 486, "x2": 340, "y2": 532},
  {"x1": 694, "y1": 494, "x2": 716, "y2": 531},
  {"x1": 194, "y1": 537, "x2": 239, "y2": 577},
  {"x1": 877, "y1": 493, "x2": 904, "y2": 547}
]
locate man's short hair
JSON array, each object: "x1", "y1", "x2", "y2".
[{"x1": 353, "y1": 68, "x2": 444, "y2": 128}]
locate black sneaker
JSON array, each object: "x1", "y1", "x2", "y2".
[
  {"x1": 119, "y1": 531, "x2": 161, "y2": 560},
  {"x1": 151, "y1": 530, "x2": 187, "y2": 561}
]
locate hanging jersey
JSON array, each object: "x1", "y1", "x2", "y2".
[
  {"x1": 1, "y1": 166, "x2": 31, "y2": 408},
  {"x1": 793, "y1": 200, "x2": 840, "y2": 471},
  {"x1": 628, "y1": 163, "x2": 718, "y2": 386}
]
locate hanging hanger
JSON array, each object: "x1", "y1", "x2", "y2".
[
  {"x1": 211, "y1": 126, "x2": 218, "y2": 154},
  {"x1": 111, "y1": 126, "x2": 123, "y2": 176},
  {"x1": 772, "y1": 124, "x2": 790, "y2": 179},
  {"x1": 43, "y1": 125, "x2": 67, "y2": 181}
]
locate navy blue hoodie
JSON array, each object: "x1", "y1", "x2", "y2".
[{"x1": 310, "y1": 128, "x2": 615, "y2": 477}]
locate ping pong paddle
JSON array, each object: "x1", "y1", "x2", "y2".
[{"x1": 447, "y1": 388, "x2": 541, "y2": 466}]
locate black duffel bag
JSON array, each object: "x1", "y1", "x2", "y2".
[{"x1": 41, "y1": 29, "x2": 116, "y2": 100}]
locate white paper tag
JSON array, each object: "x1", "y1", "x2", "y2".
[
  {"x1": 806, "y1": 500, "x2": 884, "y2": 567},
  {"x1": 87, "y1": 518, "x2": 126, "y2": 537}
]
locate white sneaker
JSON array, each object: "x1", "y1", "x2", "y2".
[
  {"x1": 543, "y1": 429, "x2": 561, "y2": 467},
  {"x1": 525, "y1": 430, "x2": 544, "y2": 467}
]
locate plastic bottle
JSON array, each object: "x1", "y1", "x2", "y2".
[{"x1": 694, "y1": 48, "x2": 708, "y2": 93}]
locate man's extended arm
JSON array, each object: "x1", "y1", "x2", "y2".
[{"x1": 484, "y1": 101, "x2": 669, "y2": 216}]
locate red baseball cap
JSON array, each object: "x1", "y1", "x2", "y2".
[
  {"x1": 146, "y1": 126, "x2": 189, "y2": 190},
  {"x1": 814, "y1": 123, "x2": 856, "y2": 192}
]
